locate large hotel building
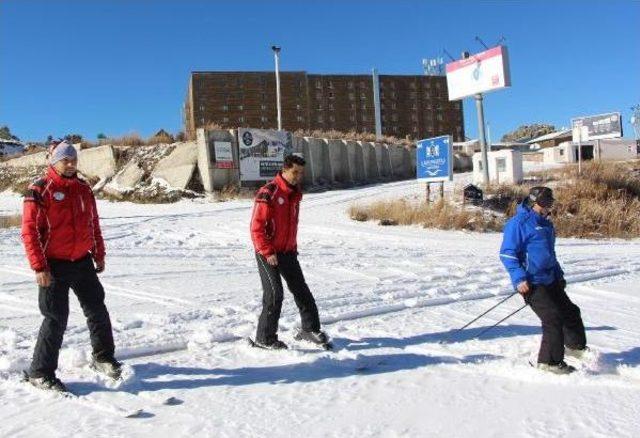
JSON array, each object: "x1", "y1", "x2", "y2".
[{"x1": 184, "y1": 71, "x2": 464, "y2": 142}]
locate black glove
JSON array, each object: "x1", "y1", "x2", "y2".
[{"x1": 559, "y1": 278, "x2": 567, "y2": 290}]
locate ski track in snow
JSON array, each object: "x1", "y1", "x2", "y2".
[{"x1": 1, "y1": 178, "x2": 639, "y2": 438}]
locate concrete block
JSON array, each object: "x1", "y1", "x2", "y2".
[
  {"x1": 111, "y1": 161, "x2": 144, "y2": 189},
  {"x1": 318, "y1": 138, "x2": 336, "y2": 184},
  {"x1": 345, "y1": 140, "x2": 367, "y2": 183},
  {"x1": 388, "y1": 144, "x2": 407, "y2": 177},
  {"x1": 344, "y1": 140, "x2": 365, "y2": 183},
  {"x1": 359, "y1": 141, "x2": 380, "y2": 181},
  {"x1": 375, "y1": 143, "x2": 392, "y2": 177},
  {"x1": 198, "y1": 129, "x2": 240, "y2": 191},
  {"x1": 293, "y1": 137, "x2": 315, "y2": 186},
  {"x1": 327, "y1": 139, "x2": 351, "y2": 184},
  {"x1": 77, "y1": 145, "x2": 117, "y2": 180},
  {"x1": 152, "y1": 141, "x2": 198, "y2": 189},
  {"x1": 4, "y1": 151, "x2": 47, "y2": 168},
  {"x1": 304, "y1": 137, "x2": 328, "y2": 185},
  {"x1": 407, "y1": 147, "x2": 417, "y2": 178}
]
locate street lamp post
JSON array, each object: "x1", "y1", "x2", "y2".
[{"x1": 272, "y1": 45, "x2": 282, "y2": 131}]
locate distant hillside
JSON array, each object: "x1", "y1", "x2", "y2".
[{"x1": 501, "y1": 124, "x2": 556, "y2": 142}]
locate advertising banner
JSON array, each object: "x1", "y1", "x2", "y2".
[{"x1": 238, "y1": 128, "x2": 293, "y2": 181}]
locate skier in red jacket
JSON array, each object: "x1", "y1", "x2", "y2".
[
  {"x1": 21, "y1": 140, "x2": 120, "y2": 392},
  {"x1": 250, "y1": 154, "x2": 330, "y2": 349}
]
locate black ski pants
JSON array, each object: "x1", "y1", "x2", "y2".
[
  {"x1": 255, "y1": 252, "x2": 320, "y2": 344},
  {"x1": 525, "y1": 280, "x2": 586, "y2": 365},
  {"x1": 30, "y1": 254, "x2": 115, "y2": 378}
]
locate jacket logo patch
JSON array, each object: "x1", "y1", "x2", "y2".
[
  {"x1": 277, "y1": 197, "x2": 285, "y2": 205},
  {"x1": 53, "y1": 192, "x2": 65, "y2": 201}
]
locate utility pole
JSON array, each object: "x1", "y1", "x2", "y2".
[
  {"x1": 372, "y1": 68, "x2": 382, "y2": 140},
  {"x1": 475, "y1": 93, "x2": 490, "y2": 185},
  {"x1": 272, "y1": 45, "x2": 282, "y2": 131}
]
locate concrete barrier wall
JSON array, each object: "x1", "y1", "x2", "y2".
[{"x1": 194, "y1": 128, "x2": 422, "y2": 190}]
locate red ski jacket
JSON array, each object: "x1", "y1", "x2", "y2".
[
  {"x1": 21, "y1": 166, "x2": 105, "y2": 272},
  {"x1": 250, "y1": 172, "x2": 302, "y2": 257}
]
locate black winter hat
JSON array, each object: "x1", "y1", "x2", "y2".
[{"x1": 528, "y1": 186, "x2": 555, "y2": 208}]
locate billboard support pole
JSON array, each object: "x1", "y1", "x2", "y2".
[{"x1": 475, "y1": 93, "x2": 490, "y2": 185}]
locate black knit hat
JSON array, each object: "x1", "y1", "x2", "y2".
[{"x1": 528, "y1": 186, "x2": 555, "y2": 208}]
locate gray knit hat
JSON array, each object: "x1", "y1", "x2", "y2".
[{"x1": 49, "y1": 141, "x2": 78, "y2": 165}]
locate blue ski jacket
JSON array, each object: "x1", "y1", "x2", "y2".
[{"x1": 499, "y1": 202, "x2": 564, "y2": 289}]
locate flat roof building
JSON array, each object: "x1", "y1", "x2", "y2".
[{"x1": 184, "y1": 71, "x2": 465, "y2": 142}]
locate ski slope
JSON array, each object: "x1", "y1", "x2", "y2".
[{"x1": 1, "y1": 178, "x2": 639, "y2": 438}]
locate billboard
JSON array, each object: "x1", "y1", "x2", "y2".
[
  {"x1": 571, "y1": 112, "x2": 623, "y2": 142},
  {"x1": 445, "y1": 46, "x2": 511, "y2": 101},
  {"x1": 416, "y1": 135, "x2": 453, "y2": 182},
  {"x1": 238, "y1": 128, "x2": 292, "y2": 181}
]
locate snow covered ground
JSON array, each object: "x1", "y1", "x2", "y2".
[{"x1": 1, "y1": 175, "x2": 639, "y2": 438}]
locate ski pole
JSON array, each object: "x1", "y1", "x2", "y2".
[
  {"x1": 440, "y1": 292, "x2": 518, "y2": 344},
  {"x1": 470, "y1": 303, "x2": 528, "y2": 340}
]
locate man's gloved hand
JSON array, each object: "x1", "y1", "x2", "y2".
[
  {"x1": 95, "y1": 260, "x2": 105, "y2": 273},
  {"x1": 559, "y1": 278, "x2": 567, "y2": 290}
]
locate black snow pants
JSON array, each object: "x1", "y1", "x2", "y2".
[
  {"x1": 255, "y1": 252, "x2": 321, "y2": 344},
  {"x1": 525, "y1": 280, "x2": 586, "y2": 365},
  {"x1": 30, "y1": 254, "x2": 115, "y2": 378}
]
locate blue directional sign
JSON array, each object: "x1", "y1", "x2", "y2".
[{"x1": 416, "y1": 135, "x2": 453, "y2": 182}]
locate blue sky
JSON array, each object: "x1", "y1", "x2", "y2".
[{"x1": 1, "y1": 0, "x2": 638, "y2": 142}]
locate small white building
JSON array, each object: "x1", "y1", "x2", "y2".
[
  {"x1": 543, "y1": 142, "x2": 580, "y2": 164},
  {"x1": 594, "y1": 139, "x2": 638, "y2": 161},
  {"x1": 472, "y1": 149, "x2": 523, "y2": 185},
  {"x1": 543, "y1": 138, "x2": 637, "y2": 164}
]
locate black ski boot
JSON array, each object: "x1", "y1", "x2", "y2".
[
  {"x1": 532, "y1": 360, "x2": 576, "y2": 375},
  {"x1": 90, "y1": 356, "x2": 123, "y2": 380},
  {"x1": 23, "y1": 371, "x2": 68, "y2": 393},
  {"x1": 294, "y1": 329, "x2": 333, "y2": 350},
  {"x1": 249, "y1": 338, "x2": 288, "y2": 350}
]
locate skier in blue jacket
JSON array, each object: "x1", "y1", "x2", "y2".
[{"x1": 500, "y1": 186, "x2": 587, "y2": 374}]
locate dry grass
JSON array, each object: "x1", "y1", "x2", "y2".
[
  {"x1": 293, "y1": 129, "x2": 414, "y2": 146},
  {"x1": 0, "y1": 214, "x2": 21, "y2": 229},
  {"x1": 348, "y1": 199, "x2": 503, "y2": 232},
  {"x1": 485, "y1": 160, "x2": 640, "y2": 239},
  {"x1": 350, "y1": 161, "x2": 640, "y2": 239}
]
